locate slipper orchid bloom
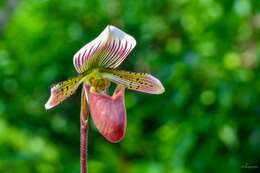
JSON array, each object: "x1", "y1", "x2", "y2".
[
  {"x1": 45, "y1": 25, "x2": 164, "y2": 142},
  {"x1": 45, "y1": 26, "x2": 164, "y2": 172},
  {"x1": 45, "y1": 26, "x2": 164, "y2": 173}
]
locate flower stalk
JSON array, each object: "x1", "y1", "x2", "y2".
[{"x1": 80, "y1": 88, "x2": 88, "y2": 173}]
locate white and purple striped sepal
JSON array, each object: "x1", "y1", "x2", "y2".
[{"x1": 73, "y1": 25, "x2": 136, "y2": 73}]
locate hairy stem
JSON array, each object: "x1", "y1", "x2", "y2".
[{"x1": 80, "y1": 88, "x2": 89, "y2": 173}]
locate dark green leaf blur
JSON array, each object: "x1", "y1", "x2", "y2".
[{"x1": 0, "y1": 0, "x2": 260, "y2": 173}]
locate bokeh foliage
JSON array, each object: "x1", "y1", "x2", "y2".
[{"x1": 0, "y1": 0, "x2": 260, "y2": 173}]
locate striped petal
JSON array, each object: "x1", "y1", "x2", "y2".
[
  {"x1": 85, "y1": 85, "x2": 126, "y2": 143},
  {"x1": 73, "y1": 25, "x2": 136, "y2": 73},
  {"x1": 45, "y1": 74, "x2": 85, "y2": 109},
  {"x1": 100, "y1": 69, "x2": 165, "y2": 94}
]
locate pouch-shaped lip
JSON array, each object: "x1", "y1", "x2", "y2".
[{"x1": 85, "y1": 85, "x2": 127, "y2": 143}]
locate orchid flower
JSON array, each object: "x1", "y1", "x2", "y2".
[{"x1": 45, "y1": 25, "x2": 164, "y2": 172}]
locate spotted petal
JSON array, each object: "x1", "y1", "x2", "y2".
[
  {"x1": 45, "y1": 74, "x2": 85, "y2": 109},
  {"x1": 100, "y1": 68, "x2": 165, "y2": 94},
  {"x1": 73, "y1": 25, "x2": 136, "y2": 73},
  {"x1": 85, "y1": 85, "x2": 126, "y2": 143}
]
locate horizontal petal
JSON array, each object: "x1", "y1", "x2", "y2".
[
  {"x1": 45, "y1": 74, "x2": 84, "y2": 109},
  {"x1": 85, "y1": 85, "x2": 126, "y2": 143},
  {"x1": 73, "y1": 25, "x2": 136, "y2": 73},
  {"x1": 100, "y1": 69, "x2": 165, "y2": 94}
]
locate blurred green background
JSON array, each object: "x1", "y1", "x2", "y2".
[{"x1": 0, "y1": 0, "x2": 260, "y2": 173}]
